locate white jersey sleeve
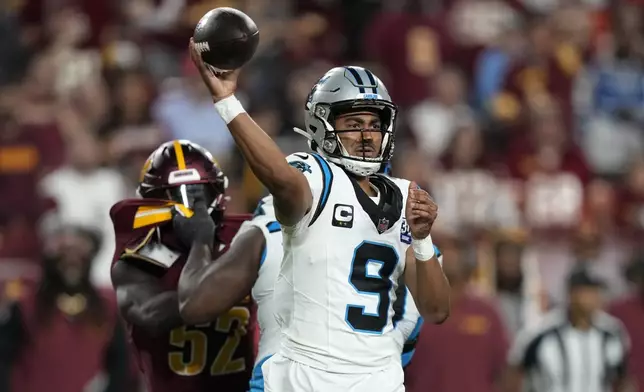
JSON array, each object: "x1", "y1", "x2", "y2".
[
  {"x1": 234, "y1": 196, "x2": 279, "y2": 247},
  {"x1": 283, "y1": 152, "x2": 334, "y2": 236},
  {"x1": 238, "y1": 196, "x2": 286, "y2": 391}
]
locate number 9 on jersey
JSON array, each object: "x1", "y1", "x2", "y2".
[{"x1": 345, "y1": 241, "x2": 399, "y2": 334}]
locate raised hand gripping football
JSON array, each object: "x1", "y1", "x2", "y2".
[
  {"x1": 189, "y1": 38, "x2": 240, "y2": 102},
  {"x1": 405, "y1": 181, "x2": 438, "y2": 240},
  {"x1": 172, "y1": 192, "x2": 216, "y2": 251}
]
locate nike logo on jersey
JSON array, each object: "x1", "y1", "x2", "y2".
[{"x1": 293, "y1": 153, "x2": 309, "y2": 160}]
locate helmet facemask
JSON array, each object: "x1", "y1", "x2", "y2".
[{"x1": 301, "y1": 99, "x2": 397, "y2": 177}]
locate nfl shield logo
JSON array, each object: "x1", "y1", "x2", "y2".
[{"x1": 377, "y1": 217, "x2": 389, "y2": 234}]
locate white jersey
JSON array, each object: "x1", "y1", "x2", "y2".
[
  {"x1": 237, "y1": 194, "x2": 426, "y2": 391},
  {"x1": 273, "y1": 152, "x2": 416, "y2": 373}
]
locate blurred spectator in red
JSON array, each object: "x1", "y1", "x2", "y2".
[
  {"x1": 507, "y1": 102, "x2": 588, "y2": 230},
  {"x1": 364, "y1": 0, "x2": 452, "y2": 107},
  {"x1": 616, "y1": 158, "x2": 644, "y2": 233},
  {"x1": 21, "y1": 4, "x2": 110, "y2": 128},
  {"x1": 508, "y1": 100, "x2": 590, "y2": 182},
  {"x1": 0, "y1": 60, "x2": 67, "y2": 261},
  {"x1": 40, "y1": 132, "x2": 127, "y2": 288},
  {"x1": 610, "y1": 253, "x2": 644, "y2": 391},
  {"x1": 98, "y1": 70, "x2": 163, "y2": 195},
  {"x1": 432, "y1": 118, "x2": 521, "y2": 235},
  {"x1": 0, "y1": 225, "x2": 129, "y2": 392},
  {"x1": 405, "y1": 240, "x2": 509, "y2": 392},
  {"x1": 408, "y1": 66, "x2": 470, "y2": 159},
  {"x1": 20, "y1": 0, "x2": 116, "y2": 48},
  {"x1": 100, "y1": 69, "x2": 165, "y2": 188}
]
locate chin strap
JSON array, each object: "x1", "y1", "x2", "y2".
[{"x1": 293, "y1": 126, "x2": 311, "y2": 140}]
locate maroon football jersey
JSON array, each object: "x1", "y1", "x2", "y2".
[{"x1": 110, "y1": 199, "x2": 255, "y2": 392}]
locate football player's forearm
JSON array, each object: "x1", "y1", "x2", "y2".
[
  {"x1": 415, "y1": 257, "x2": 450, "y2": 324},
  {"x1": 178, "y1": 242, "x2": 214, "y2": 323},
  {"x1": 178, "y1": 237, "x2": 260, "y2": 324},
  {"x1": 228, "y1": 114, "x2": 311, "y2": 225},
  {"x1": 120, "y1": 290, "x2": 183, "y2": 333}
]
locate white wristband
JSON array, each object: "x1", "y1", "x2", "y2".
[
  {"x1": 214, "y1": 95, "x2": 245, "y2": 124},
  {"x1": 412, "y1": 236, "x2": 436, "y2": 262}
]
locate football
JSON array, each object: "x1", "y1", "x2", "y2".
[{"x1": 193, "y1": 7, "x2": 259, "y2": 72}]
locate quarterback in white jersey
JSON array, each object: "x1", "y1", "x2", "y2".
[
  {"x1": 242, "y1": 194, "x2": 435, "y2": 391},
  {"x1": 187, "y1": 41, "x2": 450, "y2": 392}
]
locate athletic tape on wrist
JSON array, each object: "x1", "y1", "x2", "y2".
[
  {"x1": 412, "y1": 236, "x2": 436, "y2": 262},
  {"x1": 214, "y1": 95, "x2": 245, "y2": 124}
]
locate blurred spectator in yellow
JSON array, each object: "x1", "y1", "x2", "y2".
[
  {"x1": 405, "y1": 239, "x2": 509, "y2": 392},
  {"x1": 0, "y1": 225, "x2": 129, "y2": 392},
  {"x1": 39, "y1": 132, "x2": 127, "y2": 288},
  {"x1": 493, "y1": 14, "x2": 587, "y2": 130},
  {"x1": 610, "y1": 253, "x2": 644, "y2": 391}
]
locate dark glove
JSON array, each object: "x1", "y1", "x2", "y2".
[{"x1": 172, "y1": 194, "x2": 216, "y2": 251}]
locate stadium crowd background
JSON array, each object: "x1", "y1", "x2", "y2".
[{"x1": 2, "y1": 0, "x2": 644, "y2": 390}]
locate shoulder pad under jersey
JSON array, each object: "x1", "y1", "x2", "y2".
[{"x1": 110, "y1": 198, "x2": 183, "y2": 269}]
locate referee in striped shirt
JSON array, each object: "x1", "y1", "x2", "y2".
[{"x1": 504, "y1": 268, "x2": 632, "y2": 392}]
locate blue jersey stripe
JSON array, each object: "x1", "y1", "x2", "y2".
[
  {"x1": 266, "y1": 221, "x2": 280, "y2": 233},
  {"x1": 309, "y1": 153, "x2": 333, "y2": 226},
  {"x1": 408, "y1": 317, "x2": 424, "y2": 341},
  {"x1": 401, "y1": 349, "x2": 416, "y2": 368},
  {"x1": 249, "y1": 355, "x2": 273, "y2": 392}
]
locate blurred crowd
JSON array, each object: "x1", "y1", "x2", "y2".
[{"x1": 2, "y1": 0, "x2": 644, "y2": 390}]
